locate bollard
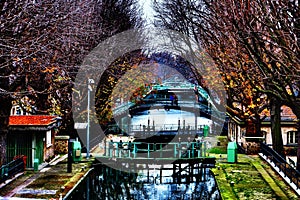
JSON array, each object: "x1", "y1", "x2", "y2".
[{"x1": 34, "y1": 159, "x2": 39, "y2": 171}]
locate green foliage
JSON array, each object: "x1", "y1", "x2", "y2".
[{"x1": 207, "y1": 146, "x2": 227, "y2": 154}]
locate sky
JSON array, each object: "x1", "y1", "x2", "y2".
[{"x1": 139, "y1": 0, "x2": 155, "y2": 25}]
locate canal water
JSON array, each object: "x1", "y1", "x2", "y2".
[
  {"x1": 66, "y1": 109, "x2": 221, "y2": 199},
  {"x1": 64, "y1": 163, "x2": 221, "y2": 200}
]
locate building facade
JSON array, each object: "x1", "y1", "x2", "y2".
[
  {"x1": 8, "y1": 115, "x2": 61, "y2": 168},
  {"x1": 228, "y1": 106, "x2": 297, "y2": 155}
]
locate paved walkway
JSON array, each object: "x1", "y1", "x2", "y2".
[
  {"x1": 3, "y1": 173, "x2": 41, "y2": 198},
  {"x1": 0, "y1": 154, "x2": 91, "y2": 199},
  {"x1": 252, "y1": 161, "x2": 289, "y2": 199}
]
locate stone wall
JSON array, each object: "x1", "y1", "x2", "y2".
[
  {"x1": 244, "y1": 141, "x2": 260, "y2": 154},
  {"x1": 55, "y1": 135, "x2": 70, "y2": 154}
]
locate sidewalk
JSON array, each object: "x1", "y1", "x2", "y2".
[{"x1": 0, "y1": 154, "x2": 93, "y2": 199}]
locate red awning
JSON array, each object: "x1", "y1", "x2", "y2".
[{"x1": 9, "y1": 115, "x2": 57, "y2": 126}]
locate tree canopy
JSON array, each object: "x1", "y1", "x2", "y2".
[
  {"x1": 0, "y1": 0, "x2": 141, "y2": 165},
  {"x1": 154, "y1": 0, "x2": 300, "y2": 168}
]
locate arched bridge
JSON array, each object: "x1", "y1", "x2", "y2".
[{"x1": 112, "y1": 87, "x2": 224, "y2": 121}]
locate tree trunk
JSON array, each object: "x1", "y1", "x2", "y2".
[
  {"x1": 0, "y1": 97, "x2": 12, "y2": 166},
  {"x1": 284, "y1": 100, "x2": 300, "y2": 171},
  {"x1": 291, "y1": 105, "x2": 300, "y2": 171},
  {"x1": 296, "y1": 120, "x2": 300, "y2": 171},
  {"x1": 270, "y1": 98, "x2": 284, "y2": 157}
]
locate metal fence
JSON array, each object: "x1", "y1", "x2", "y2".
[
  {"x1": 102, "y1": 141, "x2": 208, "y2": 160},
  {"x1": 107, "y1": 124, "x2": 208, "y2": 137},
  {"x1": 260, "y1": 142, "x2": 300, "y2": 189},
  {"x1": 0, "y1": 156, "x2": 25, "y2": 183}
]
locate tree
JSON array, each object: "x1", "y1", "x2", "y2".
[
  {"x1": 197, "y1": 0, "x2": 300, "y2": 168},
  {"x1": 153, "y1": 0, "x2": 299, "y2": 159},
  {"x1": 153, "y1": 0, "x2": 202, "y2": 43},
  {"x1": 94, "y1": 50, "x2": 150, "y2": 126},
  {"x1": 0, "y1": 0, "x2": 141, "y2": 165},
  {"x1": 153, "y1": 0, "x2": 268, "y2": 131}
]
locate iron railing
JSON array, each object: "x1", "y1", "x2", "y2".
[
  {"x1": 0, "y1": 156, "x2": 25, "y2": 183},
  {"x1": 108, "y1": 123, "x2": 207, "y2": 134},
  {"x1": 260, "y1": 142, "x2": 300, "y2": 189},
  {"x1": 101, "y1": 141, "x2": 209, "y2": 160}
]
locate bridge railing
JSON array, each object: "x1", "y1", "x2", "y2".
[
  {"x1": 101, "y1": 141, "x2": 208, "y2": 159},
  {"x1": 112, "y1": 102, "x2": 134, "y2": 115},
  {"x1": 129, "y1": 124, "x2": 206, "y2": 132},
  {"x1": 111, "y1": 98, "x2": 227, "y2": 124},
  {"x1": 130, "y1": 100, "x2": 205, "y2": 108}
]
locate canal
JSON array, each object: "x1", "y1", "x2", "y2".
[
  {"x1": 64, "y1": 163, "x2": 221, "y2": 200},
  {"x1": 67, "y1": 109, "x2": 221, "y2": 199}
]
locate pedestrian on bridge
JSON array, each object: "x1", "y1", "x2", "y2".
[
  {"x1": 170, "y1": 94, "x2": 174, "y2": 106},
  {"x1": 174, "y1": 94, "x2": 178, "y2": 106},
  {"x1": 109, "y1": 140, "x2": 115, "y2": 158}
]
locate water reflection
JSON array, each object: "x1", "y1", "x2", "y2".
[{"x1": 88, "y1": 163, "x2": 221, "y2": 200}]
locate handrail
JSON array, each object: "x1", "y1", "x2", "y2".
[
  {"x1": 260, "y1": 142, "x2": 300, "y2": 189},
  {"x1": 101, "y1": 141, "x2": 208, "y2": 160},
  {"x1": 110, "y1": 123, "x2": 207, "y2": 131},
  {"x1": 0, "y1": 156, "x2": 25, "y2": 183}
]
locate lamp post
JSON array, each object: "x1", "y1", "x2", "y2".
[{"x1": 87, "y1": 78, "x2": 94, "y2": 159}]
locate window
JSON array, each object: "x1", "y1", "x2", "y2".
[
  {"x1": 46, "y1": 130, "x2": 52, "y2": 147},
  {"x1": 287, "y1": 131, "x2": 298, "y2": 144},
  {"x1": 16, "y1": 106, "x2": 21, "y2": 115}
]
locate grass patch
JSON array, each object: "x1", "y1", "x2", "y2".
[
  {"x1": 220, "y1": 162, "x2": 278, "y2": 199},
  {"x1": 260, "y1": 160, "x2": 299, "y2": 199},
  {"x1": 213, "y1": 155, "x2": 298, "y2": 199},
  {"x1": 208, "y1": 146, "x2": 227, "y2": 154},
  {"x1": 211, "y1": 137, "x2": 298, "y2": 199}
]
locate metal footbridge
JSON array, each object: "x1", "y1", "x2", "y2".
[
  {"x1": 111, "y1": 84, "x2": 225, "y2": 122},
  {"x1": 94, "y1": 138, "x2": 216, "y2": 167}
]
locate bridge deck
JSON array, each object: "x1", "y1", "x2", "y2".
[{"x1": 112, "y1": 100, "x2": 224, "y2": 122}]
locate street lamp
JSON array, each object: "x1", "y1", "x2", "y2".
[{"x1": 87, "y1": 78, "x2": 94, "y2": 159}]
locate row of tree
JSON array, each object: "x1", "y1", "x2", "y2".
[
  {"x1": 0, "y1": 0, "x2": 141, "y2": 166},
  {"x1": 154, "y1": 0, "x2": 300, "y2": 170},
  {"x1": 1, "y1": 0, "x2": 299, "y2": 171}
]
